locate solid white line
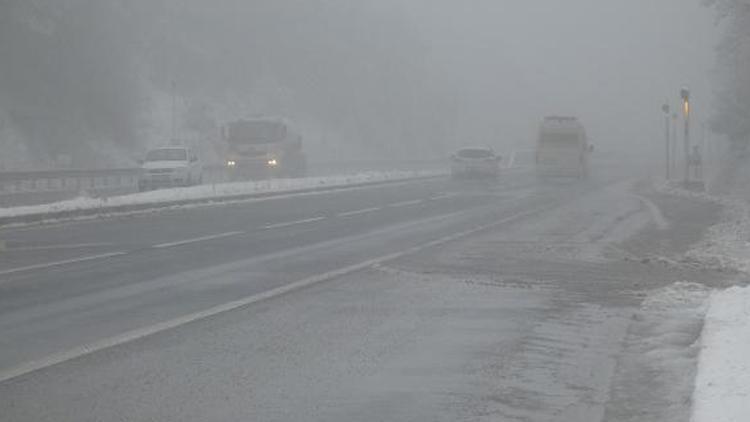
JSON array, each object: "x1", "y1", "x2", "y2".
[
  {"x1": 263, "y1": 217, "x2": 326, "y2": 230},
  {"x1": 0, "y1": 205, "x2": 552, "y2": 384},
  {"x1": 337, "y1": 207, "x2": 382, "y2": 217},
  {"x1": 152, "y1": 231, "x2": 245, "y2": 249},
  {"x1": 0, "y1": 252, "x2": 128, "y2": 277},
  {"x1": 388, "y1": 199, "x2": 424, "y2": 208}
]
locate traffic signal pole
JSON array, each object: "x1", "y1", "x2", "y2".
[
  {"x1": 671, "y1": 113, "x2": 678, "y2": 177},
  {"x1": 681, "y1": 87, "x2": 691, "y2": 185},
  {"x1": 662, "y1": 104, "x2": 671, "y2": 180}
]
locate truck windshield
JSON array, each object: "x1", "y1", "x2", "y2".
[
  {"x1": 457, "y1": 149, "x2": 494, "y2": 159},
  {"x1": 539, "y1": 133, "x2": 581, "y2": 148},
  {"x1": 146, "y1": 149, "x2": 187, "y2": 161},
  {"x1": 228, "y1": 121, "x2": 286, "y2": 144}
]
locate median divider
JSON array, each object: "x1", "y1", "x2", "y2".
[{"x1": 0, "y1": 172, "x2": 446, "y2": 228}]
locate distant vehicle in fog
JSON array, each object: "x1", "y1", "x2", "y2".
[
  {"x1": 222, "y1": 117, "x2": 307, "y2": 180},
  {"x1": 138, "y1": 146, "x2": 203, "y2": 191},
  {"x1": 535, "y1": 116, "x2": 592, "y2": 179},
  {"x1": 450, "y1": 147, "x2": 501, "y2": 179}
]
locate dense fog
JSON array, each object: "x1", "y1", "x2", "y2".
[
  {"x1": 0, "y1": 1, "x2": 723, "y2": 169},
  {"x1": 705, "y1": 0, "x2": 750, "y2": 145}
]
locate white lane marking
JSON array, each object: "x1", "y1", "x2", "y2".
[
  {"x1": 388, "y1": 199, "x2": 425, "y2": 208},
  {"x1": 507, "y1": 150, "x2": 517, "y2": 169},
  {"x1": 429, "y1": 193, "x2": 457, "y2": 201},
  {"x1": 0, "y1": 204, "x2": 552, "y2": 384},
  {"x1": 0, "y1": 252, "x2": 128, "y2": 278},
  {"x1": 8, "y1": 242, "x2": 116, "y2": 252},
  {"x1": 263, "y1": 216, "x2": 326, "y2": 230},
  {"x1": 337, "y1": 207, "x2": 382, "y2": 217},
  {"x1": 633, "y1": 195, "x2": 669, "y2": 230},
  {"x1": 152, "y1": 231, "x2": 245, "y2": 249}
]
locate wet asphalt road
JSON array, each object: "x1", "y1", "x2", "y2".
[{"x1": 0, "y1": 165, "x2": 717, "y2": 421}]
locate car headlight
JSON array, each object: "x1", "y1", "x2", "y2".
[
  {"x1": 226, "y1": 160, "x2": 237, "y2": 167},
  {"x1": 267, "y1": 158, "x2": 278, "y2": 167}
]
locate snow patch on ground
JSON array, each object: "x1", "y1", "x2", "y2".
[
  {"x1": 692, "y1": 285, "x2": 750, "y2": 422},
  {"x1": 655, "y1": 180, "x2": 725, "y2": 203},
  {"x1": 658, "y1": 166, "x2": 750, "y2": 422},
  {"x1": 606, "y1": 282, "x2": 710, "y2": 422},
  {"x1": 0, "y1": 171, "x2": 440, "y2": 219},
  {"x1": 685, "y1": 197, "x2": 750, "y2": 273},
  {"x1": 654, "y1": 181, "x2": 750, "y2": 273},
  {"x1": 641, "y1": 282, "x2": 711, "y2": 314}
]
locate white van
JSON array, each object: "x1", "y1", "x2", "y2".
[
  {"x1": 138, "y1": 146, "x2": 203, "y2": 191},
  {"x1": 450, "y1": 148, "x2": 501, "y2": 179}
]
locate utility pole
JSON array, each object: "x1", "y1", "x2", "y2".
[
  {"x1": 681, "y1": 86, "x2": 691, "y2": 185},
  {"x1": 662, "y1": 103, "x2": 671, "y2": 180},
  {"x1": 671, "y1": 113, "x2": 678, "y2": 177},
  {"x1": 171, "y1": 80, "x2": 177, "y2": 143},
  {"x1": 701, "y1": 122, "x2": 707, "y2": 162}
]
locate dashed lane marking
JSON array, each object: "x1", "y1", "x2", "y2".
[
  {"x1": 388, "y1": 199, "x2": 425, "y2": 208},
  {"x1": 263, "y1": 217, "x2": 326, "y2": 230},
  {"x1": 152, "y1": 231, "x2": 246, "y2": 249},
  {"x1": 428, "y1": 193, "x2": 458, "y2": 201},
  {"x1": 0, "y1": 204, "x2": 553, "y2": 384},
  {"x1": 7, "y1": 242, "x2": 116, "y2": 252},
  {"x1": 0, "y1": 251, "x2": 128, "y2": 278},
  {"x1": 337, "y1": 207, "x2": 382, "y2": 217}
]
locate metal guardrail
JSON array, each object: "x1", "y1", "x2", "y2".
[
  {"x1": 0, "y1": 173, "x2": 446, "y2": 227},
  {"x1": 0, "y1": 168, "x2": 141, "y2": 208},
  {"x1": 0, "y1": 168, "x2": 140, "y2": 192},
  {"x1": 0, "y1": 161, "x2": 447, "y2": 208}
]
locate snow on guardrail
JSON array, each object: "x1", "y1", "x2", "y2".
[{"x1": 0, "y1": 170, "x2": 445, "y2": 225}]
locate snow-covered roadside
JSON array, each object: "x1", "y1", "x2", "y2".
[
  {"x1": 0, "y1": 170, "x2": 442, "y2": 220},
  {"x1": 686, "y1": 198, "x2": 750, "y2": 273},
  {"x1": 691, "y1": 286, "x2": 750, "y2": 422},
  {"x1": 606, "y1": 283, "x2": 710, "y2": 422},
  {"x1": 655, "y1": 181, "x2": 750, "y2": 273},
  {"x1": 656, "y1": 179, "x2": 750, "y2": 421}
]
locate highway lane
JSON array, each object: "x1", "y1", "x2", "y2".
[
  {"x1": 0, "y1": 170, "x2": 550, "y2": 374},
  {"x1": 0, "y1": 163, "x2": 701, "y2": 422},
  {"x1": 0, "y1": 171, "x2": 531, "y2": 267}
]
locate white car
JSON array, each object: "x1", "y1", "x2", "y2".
[
  {"x1": 450, "y1": 148, "x2": 501, "y2": 179},
  {"x1": 138, "y1": 147, "x2": 203, "y2": 191}
]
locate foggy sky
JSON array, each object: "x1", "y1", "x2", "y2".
[
  {"x1": 0, "y1": 0, "x2": 721, "y2": 168},
  {"x1": 389, "y1": 0, "x2": 718, "y2": 154}
]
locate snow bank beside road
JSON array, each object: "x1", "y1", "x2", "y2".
[
  {"x1": 607, "y1": 283, "x2": 709, "y2": 422},
  {"x1": 692, "y1": 286, "x2": 750, "y2": 422},
  {"x1": 656, "y1": 180, "x2": 750, "y2": 273},
  {"x1": 0, "y1": 170, "x2": 441, "y2": 220},
  {"x1": 685, "y1": 196, "x2": 750, "y2": 273}
]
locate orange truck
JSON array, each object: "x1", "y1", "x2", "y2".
[
  {"x1": 222, "y1": 117, "x2": 307, "y2": 180},
  {"x1": 535, "y1": 116, "x2": 592, "y2": 179}
]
